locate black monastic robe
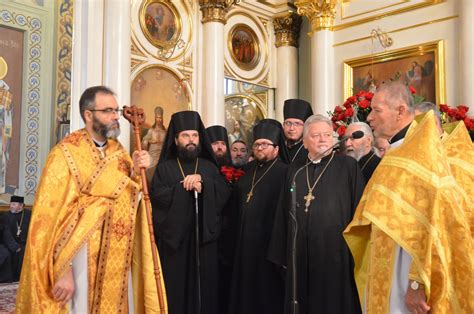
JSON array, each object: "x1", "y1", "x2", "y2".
[
  {"x1": 287, "y1": 140, "x2": 308, "y2": 163},
  {"x1": 357, "y1": 150, "x2": 381, "y2": 184},
  {"x1": 229, "y1": 158, "x2": 287, "y2": 314},
  {"x1": 0, "y1": 210, "x2": 31, "y2": 282},
  {"x1": 268, "y1": 153, "x2": 364, "y2": 314},
  {"x1": 150, "y1": 157, "x2": 231, "y2": 314}
]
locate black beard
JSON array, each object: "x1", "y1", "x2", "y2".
[
  {"x1": 215, "y1": 155, "x2": 230, "y2": 167},
  {"x1": 177, "y1": 143, "x2": 201, "y2": 161}
]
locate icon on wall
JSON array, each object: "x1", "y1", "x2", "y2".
[{"x1": 228, "y1": 24, "x2": 261, "y2": 71}]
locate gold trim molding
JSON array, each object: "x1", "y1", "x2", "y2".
[
  {"x1": 295, "y1": 0, "x2": 338, "y2": 33},
  {"x1": 273, "y1": 12, "x2": 302, "y2": 48},
  {"x1": 199, "y1": 0, "x2": 239, "y2": 24}
]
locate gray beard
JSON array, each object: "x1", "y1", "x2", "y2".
[{"x1": 93, "y1": 118, "x2": 120, "y2": 139}]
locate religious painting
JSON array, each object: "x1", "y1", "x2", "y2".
[
  {"x1": 0, "y1": 26, "x2": 24, "y2": 197},
  {"x1": 228, "y1": 24, "x2": 261, "y2": 71},
  {"x1": 139, "y1": 0, "x2": 182, "y2": 49},
  {"x1": 225, "y1": 95, "x2": 266, "y2": 146},
  {"x1": 344, "y1": 40, "x2": 446, "y2": 105},
  {"x1": 130, "y1": 65, "x2": 190, "y2": 170}
]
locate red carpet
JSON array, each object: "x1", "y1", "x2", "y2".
[{"x1": 0, "y1": 282, "x2": 17, "y2": 314}]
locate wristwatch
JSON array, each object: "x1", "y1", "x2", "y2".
[{"x1": 410, "y1": 280, "x2": 421, "y2": 290}]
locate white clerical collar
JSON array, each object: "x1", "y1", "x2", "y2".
[{"x1": 308, "y1": 154, "x2": 321, "y2": 164}]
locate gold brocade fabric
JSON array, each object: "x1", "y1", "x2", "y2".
[
  {"x1": 344, "y1": 112, "x2": 473, "y2": 313},
  {"x1": 441, "y1": 121, "x2": 474, "y2": 236},
  {"x1": 16, "y1": 129, "x2": 167, "y2": 313}
]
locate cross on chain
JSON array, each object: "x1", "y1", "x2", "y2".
[
  {"x1": 303, "y1": 191, "x2": 315, "y2": 212},
  {"x1": 246, "y1": 191, "x2": 253, "y2": 203}
]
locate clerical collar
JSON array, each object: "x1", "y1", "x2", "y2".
[
  {"x1": 257, "y1": 158, "x2": 277, "y2": 167},
  {"x1": 93, "y1": 140, "x2": 107, "y2": 148},
  {"x1": 388, "y1": 124, "x2": 410, "y2": 144},
  {"x1": 307, "y1": 152, "x2": 333, "y2": 164},
  {"x1": 286, "y1": 138, "x2": 302, "y2": 149}
]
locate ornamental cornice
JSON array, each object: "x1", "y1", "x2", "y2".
[
  {"x1": 273, "y1": 12, "x2": 302, "y2": 48},
  {"x1": 295, "y1": 0, "x2": 338, "y2": 33},
  {"x1": 198, "y1": 0, "x2": 239, "y2": 24}
]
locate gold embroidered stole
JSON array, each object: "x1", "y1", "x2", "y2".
[{"x1": 344, "y1": 112, "x2": 474, "y2": 313}]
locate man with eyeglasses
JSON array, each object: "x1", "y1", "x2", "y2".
[
  {"x1": 282, "y1": 99, "x2": 313, "y2": 163},
  {"x1": 268, "y1": 114, "x2": 364, "y2": 314},
  {"x1": 16, "y1": 86, "x2": 166, "y2": 312},
  {"x1": 150, "y1": 111, "x2": 231, "y2": 314},
  {"x1": 229, "y1": 119, "x2": 289, "y2": 314}
]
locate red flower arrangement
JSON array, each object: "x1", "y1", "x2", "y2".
[
  {"x1": 439, "y1": 104, "x2": 474, "y2": 132},
  {"x1": 328, "y1": 90, "x2": 374, "y2": 136},
  {"x1": 220, "y1": 166, "x2": 245, "y2": 183}
]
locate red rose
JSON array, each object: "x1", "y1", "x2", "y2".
[
  {"x1": 347, "y1": 96, "x2": 357, "y2": 103},
  {"x1": 331, "y1": 115, "x2": 337, "y2": 122},
  {"x1": 233, "y1": 169, "x2": 245, "y2": 181},
  {"x1": 359, "y1": 99, "x2": 370, "y2": 109},
  {"x1": 457, "y1": 105, "x2": 469, "y2": 114},
  {"x1": 409, "y1": 86, "x2": 416, "y2": 94},
  {"x1": 343, "y1": 100, "x2": 352, "y2": 109},
  {"x1": 337, "y1": 125, "x2": 346, "y2": 137},
  {"x1": 334, "y1": 106, "x2": 343, "y2": 113},
  {"x1": 455, "y1": 110, "x2": 467, "y2": 120},
  {"x1": 345, "y1": 107, "x2": 354, "y2": 117},
  {"x1": 332, "y1": 122, "x2": 338, "y2": 130},
  {"x1": 447, "y1": 108, "x2": 457, "y2": 118},
  {"x1": 364, "y1": 92, "x2": 374, "y2": 101},
  {"x1": 439, "y1": 104, "x2": 449, "y2": 113},
  {"x1": 356, "y1": 91, "x2": 366, "y2": 98},
  {"x1": 337, "y1": 113, "x2": 346, "y2": 121}
]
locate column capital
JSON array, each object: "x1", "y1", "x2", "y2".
[
  {"x1": 273, "y1": 12, "x2": 303, "y2": 48},
  {"x1": 198, "y1": 0, "x2": 238, "y2": 24},
  {"x1": 295, "y1": 0, "x2": 337, "y2": 33}
]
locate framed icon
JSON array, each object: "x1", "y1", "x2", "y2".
[
  {"x1": 139, "y1": 0, "x2": 182, "y2": 49},
  {"x1": 228, "y1": 24, "x2": 261, "y2": 71}
]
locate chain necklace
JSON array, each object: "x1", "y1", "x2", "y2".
[
  {"x1": 360, "y1": 151, "x2": 376, "y2": 172},
  {"x1": 246, "y1": 158, "x2": 278, "y2": 203},
  {"x1": 303, "y1": 152, "x2": 335, "y2": 212},
  {"x1": 16, "y1": 210, "x2": 25, "y2": 237},
  {"x1": 177, "y1": 157, "x2": 199, "y2": 180}
]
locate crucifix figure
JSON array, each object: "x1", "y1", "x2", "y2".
[
  {"x1": 304, "y1": 191, "x2": 315, "y2": 212},
  {"x1": 246, "y1": 190, "x2": 253, "y2": 203}
]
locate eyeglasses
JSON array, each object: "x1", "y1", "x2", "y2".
[
  {"x1": 89, "y1": 108, "x2": 123, "y2": 115},
  {"x1": 283, "y1": 121, "x2": 304, "y2": 128},
  {"x1": 252, "y1": 143, "x2": 276, "y2": 149}
]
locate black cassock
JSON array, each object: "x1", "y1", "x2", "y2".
[
  {"x1": 358, "y1": 151, "x2": 381, "y2": 184},
  {"x1": 229, "y1": 159, "x2": 287, "y2": 314},
  {"x1": 0, "y1": 210, "x2": 31, "y2": 282},
  {"x1": 287, "y1": 141, "x2": 308, "y2": 164},
  {"x1": 150, "y1": 158, "x2": 231, "y2": 314},
  {"x1": 268, "y1": 153, "x2": 364, "y2": 314}
]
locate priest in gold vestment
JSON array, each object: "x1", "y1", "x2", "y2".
[
  {"x1": 344, "y1": 82, "x2": 473, "y2": 314},
  {"x1": 16, "y1": 86, "x2": 167, "y2": 313}
]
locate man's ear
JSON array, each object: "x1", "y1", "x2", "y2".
[
  {"x1": 84, "y1": 110, "x2": 93, "y2": 123},
  {"x1": 398, "y1": 103, "x2": 408, "y2": 117}
]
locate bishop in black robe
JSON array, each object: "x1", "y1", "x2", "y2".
[
  {"x1": 229, "y1": 119, "x2": 289, "y2": 314},
  {"x1": 268, "y1": 152, "x2": 364, "y2": 314},
  {"x1": 150, "y1": 111, "x2": 231, "y2": 314}
]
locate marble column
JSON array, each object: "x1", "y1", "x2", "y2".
[
  {"x1": 296, "y1": 0, "x2": 338, "y2": 116},
  {"x1": 71, "y1": 0, "x2": 131, "y2": 149},
  {"x1": 198, "y1": 0, "x2": 236, "y2": 126},
  {"x1": 459, "y1": 0, "x2": 474, "y2": 115},
  {"x1": 273, "y1": 12, "x2": 302, "y2": 122}
]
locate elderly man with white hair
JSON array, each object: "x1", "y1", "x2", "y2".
[
  {"x1": 268, "y1": 114, "x2": 365, "y2": 314},
  {"x1": 343, "y1": 122, "x2": 381, "y2": 183}
]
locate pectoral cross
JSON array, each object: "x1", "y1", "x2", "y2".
[
  {"x1": 246, "y1": 190, "x2": 253, "y2": 203},
  {"x1": 303, "y1": 191, "x2": 315, "y2": 212},
  {"x1": 16, "y1": 228, "x2": 21, "y2": 237}
]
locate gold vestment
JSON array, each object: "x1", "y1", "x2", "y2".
[
  {"x1": 344, "y1": 112, "x2": 473, "y2": 313},
  {"x1": 16, "y1": 129, "x2": 167, "y2": 313}
]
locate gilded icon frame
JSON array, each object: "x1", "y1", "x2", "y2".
[
  {"x1": 343, "y1": 40, "x2": 446, "y2": 105},
  {"x1": 228, "y1": 24, "x2": 261, "y2": 71},
  {"x1": 139, "y1": 0, "x2": 182, "y2": 49}
]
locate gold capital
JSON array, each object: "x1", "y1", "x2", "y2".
[
  {"x1": 198, "y1": 0, "x2": 240, "y2": 24},
  {"x1": 295, "y1": 0, "x2": 338, "y2": 33},
  {"x1": 273, "y1": 12, "x2": 303, "y2": 48}
]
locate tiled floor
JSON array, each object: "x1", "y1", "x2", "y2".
[{"x1": 0, "y1": 282, "x2": 17, "y2": 314}]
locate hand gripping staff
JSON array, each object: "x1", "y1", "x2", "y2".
[{"x1": 123, "y1": 106, "x2": 166, "y2": 313}]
